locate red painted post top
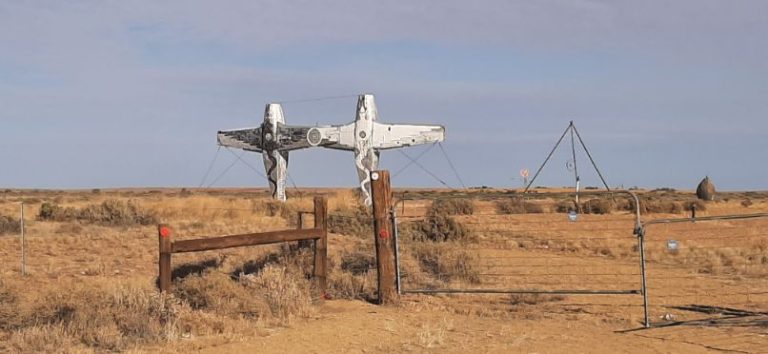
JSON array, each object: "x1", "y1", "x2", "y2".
[{"x1": 159, "y1": 226, "x2": 171, "y2": 238}]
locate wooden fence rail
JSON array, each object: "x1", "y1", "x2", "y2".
[{"x1": 158, "y1": 196, "x2": 328, "y2": 293}]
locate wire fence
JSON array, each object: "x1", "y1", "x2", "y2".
[
  {"x1": 0, "y1": 200, "x2": 365, "y2": 278},
  {"x1": 5, "y1": 192, "x2": 767, "y2": 337},
  {"x1": 393, "y1": 192, "x2": 768, "y2": 330},
  {"x1": 394, "y1": 192, "x2": 645, "y2": 300},
  {"x1": 640, "y1": 215, "x2": 768, "y2": 325}
]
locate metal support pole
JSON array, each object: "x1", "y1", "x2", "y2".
[
  {"x1": 572, "y1": 124, "x2": 611, "y2": 191},
  {"x1": 392, "y1": 208, "x2": 401, "y2": 295},
  {"x1": 403, "y1": 289, "x2": 640, "y2": 295},
  {"x1": 20, "y1": 203, "x2": 26, "y2": 276},
  {"x1": 524, "y1": 124, "x2": 570, "y2": 193},
  {"x1": 569, "y1": 122, "x2": 580, "y2": 207},
  {"x1": 638, "y1": 226, "x2": 650, "y2": 328},
  {"x1": 691, "y1": 203, "x2": 696, "y2": 221}
]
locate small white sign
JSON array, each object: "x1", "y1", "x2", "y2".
[
  {"x1": 667, "y1": 240, "x2": 679, "y2": 251},
  {"x1": 568, "y1": 210, "x2": 578, "y2": 222}
]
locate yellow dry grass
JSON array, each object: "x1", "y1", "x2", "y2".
[{"x1": 0, "y1": 188, "x2": 766, "y2": 352}]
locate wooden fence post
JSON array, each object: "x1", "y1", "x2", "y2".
[
  {"x1": 371, "y1": 170, "x2": 397, "y2": 304},
  {"x1": 313, "y1": 197, "x2": 328, "y2": 296},
  {"x1": 158, "y1": 224, "x2": 172, "y2": 293},
  {"x1": 297, "y1": 212, "x2": 311, "y2": 249}
]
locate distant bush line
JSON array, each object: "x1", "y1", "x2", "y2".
[{"x1": 38, "y1": 200, "x2": 158, "y2": 226}]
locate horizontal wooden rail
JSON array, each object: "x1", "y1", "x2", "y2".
[
  {"x1": 158, "y1": 196, "x2": 328, "y2": 295},
  {"x1": 172, "y1": 228, "x2": 323, "y2": 253}
]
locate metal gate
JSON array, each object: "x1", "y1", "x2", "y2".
[
  {"x1": 637, "y1": 213, "x2": 768, "y2": 334},
  {"x1": 393, "y1": 190, "x2": 649, "y2": 321}
]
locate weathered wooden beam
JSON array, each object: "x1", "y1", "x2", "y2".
[
  {"x1": 297, "y1": 211, "x2": 312, "y2": 249},
  {"x1": 371, "y1": 170, "x2": 397, "y2": 304},
  {"x1": 313, "y1": 197, "x2": 328, "y2": 295},
  {"x1": 171, "y1": 228, "x2": 322, "y2": 253},
  {"x1": 158, "y1": 224, "x2": 172, "y2": 293}
]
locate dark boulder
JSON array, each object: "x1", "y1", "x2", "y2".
[{"x1": 696, "y1": 176, "x2": 716, "y2": 201}]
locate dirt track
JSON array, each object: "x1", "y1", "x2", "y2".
[{"x1": 199, "y1": 300, "x2": 758, "y2": 353}]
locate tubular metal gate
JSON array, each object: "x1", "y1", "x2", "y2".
[
  {"x1": 634, "y1": 213, "x2": 768, "y2": 351},
  {"x1": 393, "y1": 190, "x2": 650, "y2": 323}
]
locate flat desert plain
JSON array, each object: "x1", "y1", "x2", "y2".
[{"x1": 0, "y1": 188, "x2": 766, "y2": 353}]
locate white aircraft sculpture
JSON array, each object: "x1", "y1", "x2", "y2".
[{"x1": 217, "y1": 94, "x2": 445, "y2": 205}]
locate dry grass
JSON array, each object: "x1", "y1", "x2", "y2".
[
  {"x1": 416, "y1": 317, "x2": 453, "y2": 348},
  {"x1": 554, "y1": 200, "x2": 576, "y2": 213},
  {"x1": 0, "y1": 252, "x2": 316, "y2": 352},
  {"x1": 509, "y1": 294, "x2": 566, "y2": 306},
  {"x1": 580, "y1": 198, "x2": 615, "y2": 214},
  {"x1": 1, "y1": 188, "x2": 766, "y2": 352},
  {"x1": 0, "y1": 215, "x2": 20, "y2": 235},
  {"x1": 428, "y1": 198, "x2": 474, "y2": 216},
  {"x1": 402, "y1": 215, "x2": 474, "y2": 242},
  {"x1": 623, "y1": 198, "x2": 684, "y2": 215},
  {"x1": 401, "y1": 201, "x2": 475, "y2": 243},
  {"x1": 412, "y1": 243, "x2": 481, "y2": 284},
  {"x1": 683, "y1": 199, "x2": 707, "y2": 212},
  {"x1": 0, "y1": 190, "x2": 363, "y2": 352},
  {"x1": 263, "y1": 200, "x2": 299, "y2": 226},
  {"x1": 495, "y1": 198, "x2": 545, "y2": 214},
  {"x1": 38, "y1": 200, "x2": 158, "y2": 226},
  {"x1": 174, "y1": 272, "x2": 269, "y2": 319},
  {"x1": 340, "y1": 252, "x2": 376, "y2": 275},
  {"x1": 327, "y1": 248, "x2": 377, "y2": 300},
  {"x1": 0, "y1": 279, "x2": 188, "y2": 352},
  {"x1": 240, "y1": 265, "x2": 313, "y2": 322},
  {"x1": 328, "y1": 205, "x2": 372, "y2": 237},
  {"x1": 646, "y1": 241, "x2": 768, "y2": 276}
]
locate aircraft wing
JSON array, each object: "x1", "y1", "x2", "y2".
[
  {"x1": 276, "y1": 125, "x2": 338, "y2": 151},
  {"x1": 371, "y1": 123, "x2": 445, "y2": 150},
  {"x1": 318, "y1": 123, "x2": 356, "y2": 151},
  {"x1": 217, "y1": 127, "x2": 263, "y2": 152},
  {"x1": 219, "y1": 124, "x2": 347, "y2": 152}
]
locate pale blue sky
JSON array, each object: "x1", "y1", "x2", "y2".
[{"x1": 1, "y1": 1, "x2": 766, "y2": 190}]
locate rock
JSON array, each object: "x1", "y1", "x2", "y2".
[{"x1": 696, "y1": 176, "x2": 715, "y2": 201}]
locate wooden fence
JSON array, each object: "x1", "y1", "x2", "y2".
[{"x1": 157, "y1": 196, "x2": 328, "y2": 293}]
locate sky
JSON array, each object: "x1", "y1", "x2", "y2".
[{"x1": 1, "y1": 0, "x2": 766, "y2": 191}]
